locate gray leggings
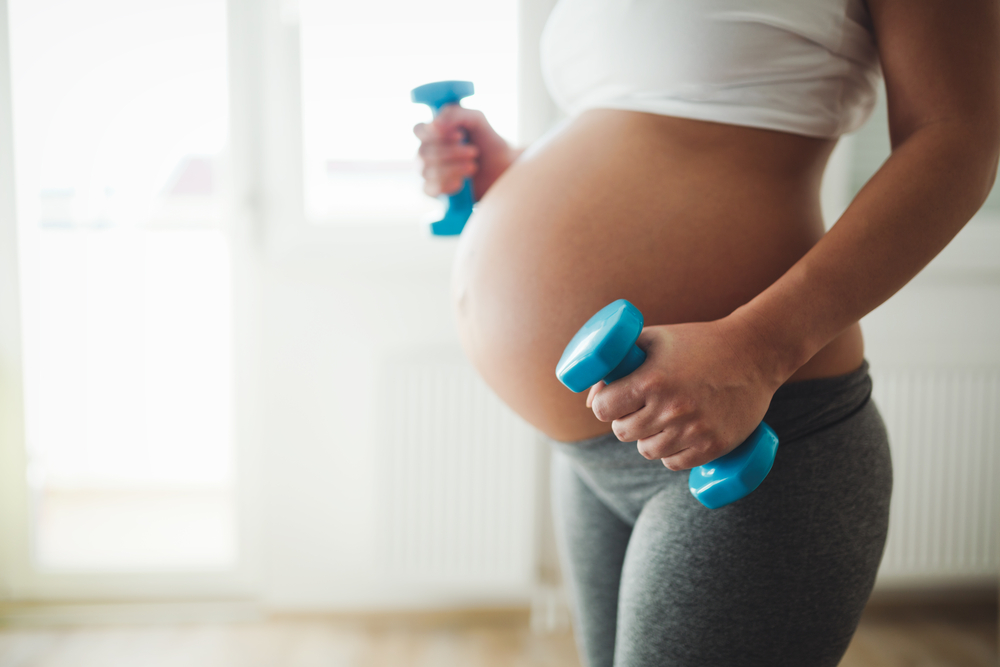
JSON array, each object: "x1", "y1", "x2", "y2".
[{"x1": 549, "y1": 361, "x2": 892, "y2": 667}]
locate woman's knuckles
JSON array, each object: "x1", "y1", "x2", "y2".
[
  {"x1": 611, "y1": 420, "x2": 628, "y2": 441},
  {"x1": 590, "y1": 394, "x2": 614, "y2": 421},
  {"x1": 420, "y1": 145, "x2": 477, "y2": 163},
  {"x1": 676, "y1": 421, "x2": 719, "y2": 450},
  {"x1": 593, "y1": 396, "x2": 631, "y2": 422},
  {"x1": 642, "y1": 436, "x2": 682, "y2": 461},
  {"x1": 618, "y1": 417, "x2": 660, "y2": 442},
  {"x1": 662, "y1": 455, "x2": 690, "y2": 472},
  {"x1": 637, "y1": 438, "x2": 659, "y2": 460},
  {"x1": 441, "y1": 106, "x2": 485, "y2": 128},
  {"x1": 666, "y1": 394, "x2": 699, "y2": 419},
  {"x1": 412, "y1": 122, "x2": 432, "y2": 140}
]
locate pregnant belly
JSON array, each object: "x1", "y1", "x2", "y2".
[{"x1": 453, "y1": 110, "x2": 863, "y2": 442}]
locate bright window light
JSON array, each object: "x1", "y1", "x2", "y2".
[
  {"x1": 299, "y1": 0, "x2": 519, "y2": 224},
  {"x1": 10, "y1": 0, "x2": 235, "y2": 570}
]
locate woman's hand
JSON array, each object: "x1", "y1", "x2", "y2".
[
  {"x1": 586, "y1": 315, "x2": 784, "y2": 471},
  {"x1": 413, "y1": 105, "x2": 520, "y2": 201}
]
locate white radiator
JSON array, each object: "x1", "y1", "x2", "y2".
[
  {"x1": 872, "y1": 367, "x2": 1000, "y2": 585},
  {"x1": 375, "y1": 351, "x2": 538, "y2": 591}
]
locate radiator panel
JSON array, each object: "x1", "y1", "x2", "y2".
[
  {"x1": 376, "y1": 354, "x2": 537, "y2": 589},
  {"x1": 872, "y1": 368, "x2": 999, "y2": 582}
]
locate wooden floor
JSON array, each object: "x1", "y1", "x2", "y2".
[
  {"x1": 0, "y1": 601, "x2": 995, "y2": 666},
  {"x1": 843, "y1": 600, "x2": 997, "y2": 667}
]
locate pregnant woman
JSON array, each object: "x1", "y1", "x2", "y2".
[{"x1": 415, "y1": 1, "x2": 998, "y2": 665}]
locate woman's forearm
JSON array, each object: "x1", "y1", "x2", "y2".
[{"x1": 734, "y1": 119, "x2": 1000, "y2": 384}]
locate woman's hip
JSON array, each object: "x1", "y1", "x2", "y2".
[{"x1": 548, "y1": 360, "x2": 893, "y2": 526}]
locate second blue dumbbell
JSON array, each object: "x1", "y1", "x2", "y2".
[{"x1": 555, "y1": 299, "x2": 780, "y2": 509}]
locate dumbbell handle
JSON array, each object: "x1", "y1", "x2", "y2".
[
  {"x1": 411, "y1": 81, "x2": 475, "y2": 236},
  {"x1": 602, "y1": 344, "x2": 646, "y2": 384},
  {"x1": 428, "y1": 104, "x2": 474, "y2": 232}
]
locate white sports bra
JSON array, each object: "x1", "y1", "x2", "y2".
[{"x1": 540, "y1": 0, "x2": 882, "y2": 138}]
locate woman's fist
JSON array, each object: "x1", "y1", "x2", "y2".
[
  {"x1": 413, "y1": 106, "x2": 519, "y2": 200},
  {"x1": 586, "y1": 316, "x2": 783, "y2": 471}
]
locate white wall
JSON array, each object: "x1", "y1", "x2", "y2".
[{"x1": 258, "y1": 252, "x2": 462, "y2": 608}]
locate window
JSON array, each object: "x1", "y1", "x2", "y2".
[
  {"x1": 846, "y1": 83, "x2": 1000, "y2": 225},
  {"x1": 0, "y1": 0, "x2": 553, "y2": 601},
  {"x1": 10, "y1": 0, "x2": 235, "y2": 570},
  {"x1": 298, "y1": 0, "x2": 519, "y2": 224}
]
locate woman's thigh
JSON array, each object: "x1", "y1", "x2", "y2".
[
  {"x1": 551, "y1": 449, "x2": 633, "y2": 667},
  {"x1": 614, "y1": 400, "x2": 892, "y2": 667}
]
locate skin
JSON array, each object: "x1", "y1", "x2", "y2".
[{"x1": 415, "y1": 0, "x2": 1000, "y2": 468}]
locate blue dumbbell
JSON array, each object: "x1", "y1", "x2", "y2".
[
  {"x1": 555, "y1": 299, "x2": 780, "y2": 509},
  {"x1": 411, "y1": 80, "x2": 476, "y2": 236}
]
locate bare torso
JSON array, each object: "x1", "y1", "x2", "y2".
[{"x1": 453, "y1": 109, "x2": 864, "y2": 442}]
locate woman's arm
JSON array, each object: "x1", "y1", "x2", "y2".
[
  {"x1": 589, "y1": 0, "x2": 1000, "y2": 470},
  {"x1": 739, "y1": 0, "x2": 1000, "y2": 384}
]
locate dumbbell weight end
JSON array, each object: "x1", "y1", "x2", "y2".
[{"x1": 688, "y1": 422, "x2": 779, "y2": 509}]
